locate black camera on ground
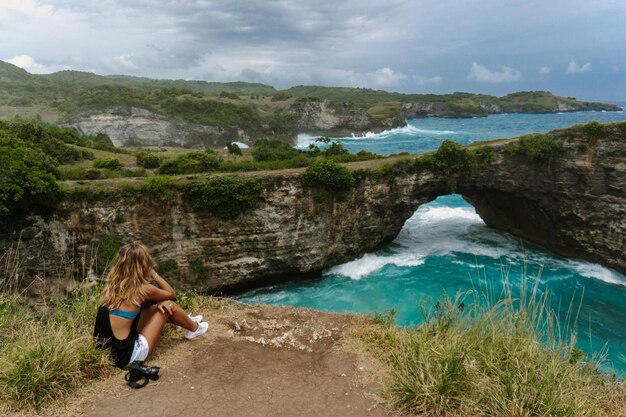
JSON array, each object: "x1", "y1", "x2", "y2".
[{"x1": 125, "y1": 360, "x2": 160, "y2": 389}]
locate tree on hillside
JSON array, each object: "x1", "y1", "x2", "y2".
[
  {"x1": 0, "y1": 135, "x2": 60, "y2": 217},
  {"x1": 226, "y1": 142, "x2": 243, "y2": 158}
]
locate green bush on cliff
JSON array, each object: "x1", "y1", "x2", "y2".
[
  {"x1": 144, "y1": 175, "x2": 177, "y2": 197},
  {"x1": 583, "y1": 120, "x2": 605, "y2": 138},
  {"x1": 158, "y1": 150, "x2": 222, "y2": 175},
  {"x1": 184, "y1": 176, "x2": 263, "y2": 219},
  {"x1": 136, "y1": 151, "x2": 163, "y2": 169},
  {"x1": 93, "y1": 158, "x2": 123, "y2": 170},
  {"x1": 507, "y1": 133, "x2": 563, "y2": 160},
  {"x1": 415, "y1": 140, "x2": 476, "y2": 175},
  {"x1": 0, "y1": 135, "x2": 61, "y2": 216},
  {"x1": 96, "y1": 235, "x2": 122, "y2": 267},
  {"x1": 252, "y1": 139, "x2": 301, "y2": 162},
  {"x1": 301, "y1": 159, "x2": 355, "y2": 191}
]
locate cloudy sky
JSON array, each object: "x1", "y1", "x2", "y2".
[{"x1": 1, "y1": 0, "x2": 625, "y2": 100}]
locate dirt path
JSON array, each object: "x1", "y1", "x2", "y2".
[{"x1": 79, "y1": 303, "x2": 391, "y2": 417}]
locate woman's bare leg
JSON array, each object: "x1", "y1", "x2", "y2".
[{"x1": 137, "y1": 302, "x2": 198, "y2": 354}]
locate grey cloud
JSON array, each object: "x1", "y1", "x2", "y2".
[{"x1": 1, "y1": 1, "x2": 625, "y2": 99}]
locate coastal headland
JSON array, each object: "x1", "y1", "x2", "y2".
[{"x1": 3, "y1": 121, "x2": 625, "y2": 295}]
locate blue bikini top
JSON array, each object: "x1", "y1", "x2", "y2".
[{"x1": 109, "y1": 308, "x2": 141, "y2": 320}]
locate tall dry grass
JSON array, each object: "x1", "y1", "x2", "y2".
[
  {"x1": 0, "y1": 241, "x2": 113, "y2": 412},
  {"x1": 352, "y1": 276, "x2": 626, "y2": 416}
]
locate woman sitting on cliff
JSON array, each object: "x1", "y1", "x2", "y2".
[{"x1": 93, "y1": 243, "x2": 208, "y2": 372}]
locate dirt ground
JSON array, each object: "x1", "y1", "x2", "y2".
[{"x1": 73, "y1": 302, "x2": 392, "y2": 417}]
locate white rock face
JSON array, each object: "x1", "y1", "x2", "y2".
[{"x1": 60, "y1": 106, "x2": 233, "y2": 148}]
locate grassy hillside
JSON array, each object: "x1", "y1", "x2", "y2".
[{"x1": 0, "y1": 60, "x2": 620, "y2": 131}]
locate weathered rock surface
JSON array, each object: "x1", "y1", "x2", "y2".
[
  {"x1": 2, "y1": 122, "x2": 626, "y2": 293},
  {"x1": 459, "y1": 122, "x2": 626, "y2": 274},
  {"x1": 285, "y1": 98, "x2": 403, "y2": 136},
  {"x1": 60, "y1": 106, "x2": 247, "y2": 148}
]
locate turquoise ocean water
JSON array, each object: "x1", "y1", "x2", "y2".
[{"x1": 238, "y1": 108, "x2": 626, "y2": 375}]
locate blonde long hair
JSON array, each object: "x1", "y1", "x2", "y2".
[{"x1": 100, "y1": 242, "x2": 154, "y2": 309}]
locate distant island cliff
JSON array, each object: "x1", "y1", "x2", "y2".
[{"x1": 0, "y1": 60, "x2": 620, "y2": 148}]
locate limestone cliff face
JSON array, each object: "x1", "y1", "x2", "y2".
[
  {"x1": 458, "y1": 123, "x2": 626, "y2": 274},
  {"x1": 3, "y1": 173, "x2": 445, "y2": 292},
  {"x1": 3, "y1": 122, "x2": 626, "y2": 293},
  {"x1": 285, "y1": 99, "x2": 404, "y2": 136},
  {"x1": 60, "y1": 106, "x2": 248, "y2": 148}
]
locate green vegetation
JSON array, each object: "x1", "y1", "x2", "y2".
[
  {"x1": 96, "y1": 235, "x2": 122, "y2": 267},
  {"x1": 155, "y1": 259, "x2": 179, "y2": 278},
  {"x1": 1, "y1": 60, "x2": 618, "y2": 138},
  {"x1": 583, "y1": 120, "x2": 606, "y2": 138},
  {"x1": 226, "y1": 142, "x2": 243, "y2": 157},
  {"x1": 252, "y1": 139, "x2": 301, "y2": 161},
  {"x1": 0, "y1": 136, "x2": 61, "y2": 216},
  {"x1": 352, "y1": 283, "x2": 626, "y2": 416},
  {"x1": 506, "y1": 133, "x2": 563, "y2": 160},
  {"x1": 190, "y1": 259, "x2": 209, "y2": 282},
  {"x1": 158, "y1": 150, "x2": 222, "y2": 175},
  {"x1": 301, "y1": 159, "x2": 356, "y2": 191},
  {"x1": 144, "y1": 175, "x2": 177, "y2": 197},
  {"x1": 184, "y1": 176, "x2": 263, "y2": 219},
  {"x1": 413, "y1": 140, "x2": 495, "y2": 178},
  {"x1": 136, "y1": 151, "x2": 163, "y2": 169},
  {"x1": 0, "y1": 288, "x2": 112, "y2": 412},
  {"x1": 93, "y1": 157, "x2": 123, "y2": 170}
]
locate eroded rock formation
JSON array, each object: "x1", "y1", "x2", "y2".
[
  {"x1": 60, "y1": 106, "x2": 245, "y2": 148},
  {"x1": 2, "y1": 122, "x2": 625, "y2": 293}
]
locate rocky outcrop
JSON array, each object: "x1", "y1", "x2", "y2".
[
  {"x1": 459, "y1": 122, "x2": 626, "y2": 274},
  {"x1": 60, "y1": 106, "x2": 249, "y2": 148},
  {"x1": 2, "y1": 122, "x2": 626, "y2": 293},
  {"x1": 285, "y1": 98, "x2": 404, "y2": 136},
  {"x1": 0, "y1": 172, "x2": 446, "y2": 292}
]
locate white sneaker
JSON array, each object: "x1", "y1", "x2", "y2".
[
  {"x1": 189, "y1": 314, "x2": 203, "y2": 323},
  {"x1": 185, "y1": 321, "x2": 208, "y2": 340},
  {"x1": 176, "y1": 314, "x2": 203, "y2": 331}
]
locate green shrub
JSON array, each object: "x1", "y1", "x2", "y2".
[
  {"x1": 97, "y1": 235, "x2": 122, "y2": 267},
  {"x1": 85, "y1": 168, "x2": 103, "y2": 180},
  {"x1": 93, "y1": 158, "x2": 123, "y2": 170},
  {"x1": 190, "y1": 259, "x2": 209, "y2": 282},
  {"x1": 507, "y1": 133, "x2": 563, "y2": 160},
  {"x1": 155, "y1": 259, "x2": 178, "y2": 277},
  {"x1": 219, "y1": 91, "x2": 240, "y2": 100},
  {"x1": 583, "y1": 120, "x2": 605, "y2": 138},
  {"x1": 0, "y1": 287, "x2": 111, "y2": 412},
  {"x1": 144, "y1": 175, "x2": 177, "y2": 197},
  {"x1": 226, "y1": 142, "x2": 243, "y2": 157},
  {"x1": 218, "y1": 155, "x2": 312, "y2": 172},
  {"x1": 58, "y1": 167, "x2": 88, "y2": 181},
  {"x1": 301, "y1": 159, "x2": 355, "y2": 191},
  {"x1": 184, "y1": 176, "x2": 263, "y2": 219},
  {"x1": 136, "y1": 151, "x2": 163, "y2": 169},
  {"x1": 252, "y1": 139, "x2": 301, "y2": 161},
  {"x1": 158, "y1": 151, "x2": 222, "y2": 175},
  {"x1": 271, "y1": 92, "x2": 293, "y2": 101},
  {"x1": 322, "y1": 141, "x2": 350, "y2": 156},
  {"x1": 0, "y1": 135, "x2": 61, "y2": 216},
  {"x1": 101, "y1": 168, "x2": 146, "y2": 179}
]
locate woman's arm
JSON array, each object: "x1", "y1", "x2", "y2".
[{"x1": 143, "y1": 270, "x2": 176, "y2": 301}]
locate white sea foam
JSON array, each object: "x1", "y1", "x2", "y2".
[
  {"x1": 569, "y1": 261, "x2": 626, "y2": 287},
  {"x1": 339, "y1": 124, "x2": 457, "y2": 141},
  {"x1": 295, "y1": 124, "x2": 458, "y2": 149},
  {"x1": 296, "y1": 133, "x2": 319, "y2": 149},
  {"x1": 329, "y1": 252, "x2": 425, "y2": 280}
]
